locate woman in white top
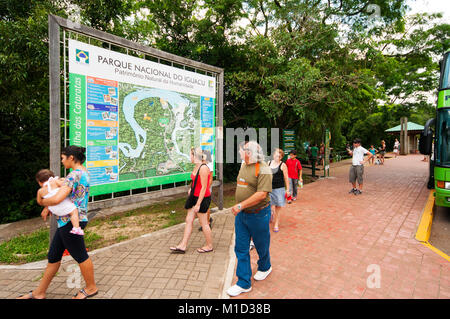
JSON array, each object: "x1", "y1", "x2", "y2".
[
  {"x1": 393, "y1": 138, "x2": 400, "y2": 158},
  {"x1": 347, "y1": 138, "x2": 373, "y2": 195}
]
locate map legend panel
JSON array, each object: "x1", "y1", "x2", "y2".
[{"x1": 86, "y1": 76, "x2": 119, "y2": 185}]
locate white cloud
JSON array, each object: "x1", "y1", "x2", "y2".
[{"x1": 406, "y1": 0, "x2": 450, "y2": 21}]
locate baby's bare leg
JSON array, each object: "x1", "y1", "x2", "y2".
[{"x1": 69, "y1": 209, "x2": 80, "y2": 229}]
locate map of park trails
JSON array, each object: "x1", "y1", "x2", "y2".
[{"x1": 118, "y1": 82, "x2": 201, "y2": 181}]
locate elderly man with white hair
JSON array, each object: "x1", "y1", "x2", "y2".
[{"x1": 227, "y1": 140, "x2": 273, "y2": 297}]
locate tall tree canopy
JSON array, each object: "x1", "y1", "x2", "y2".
[{"x1": 0, "y1": 0, "x2": 449, "y2": 222}]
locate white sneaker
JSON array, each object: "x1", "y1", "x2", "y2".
[
  {"x1": 70, "y1": 227, "x2": 85, "y2": 236},
  {"x1": 253, "y1": 267, "x2": 272, "y2": 281},
  {"x1": 226, "y1": 284, "x2": 252, "y2": 297}
]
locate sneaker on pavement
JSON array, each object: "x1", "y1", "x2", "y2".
[
  {"x1": 349, "y1": 188, "x2": 356, "y2": 194},
  {"x1": 226, "y1": 284, "x2": 252, "y2": 297},
  {"x1": 253, "y1": 267, "x2": 272, "y2": 281},
  {"x1": 354, "y1": 189, "x2": 362, "y2": 195}
]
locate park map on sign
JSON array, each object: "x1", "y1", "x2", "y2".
[{"x1": 118, "y1": 83, "x2": 200, "y2": 181}]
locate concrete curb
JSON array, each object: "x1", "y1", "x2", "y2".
[
  {"x1": 220, "y1": 231, "x2": 236, "y2": 299},
  {"x1": 415, "y1": 190, "x2": 435, "y2": 242},
  {"x1": 415, "y1": 190, "x2": 450, "y2": 262}
]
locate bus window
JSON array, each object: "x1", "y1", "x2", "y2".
[
  {"x1": 436, "y1": 109, "x2": 450, "y2": 166},
  {"x1": 440, "y1": 53, "x2": 450, "y2": 90}
]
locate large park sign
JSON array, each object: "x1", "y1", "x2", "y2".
[
  {"x1": 48, "y1": 14, "x2": 224, "y2": 228},
  {"x1": 68, "y1": 39, "x2": 216, "y2": 195}
]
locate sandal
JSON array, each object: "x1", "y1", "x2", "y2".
[
  {"x1": 18, "y1": 291, "x2": 45, "y2": 299},
  {"x1": 73, "y1": 288, "x2": 98, "y2": 299},
  {"x1": 170, "y1": 247, "x2": 186, "y2": 254},
  {"x1": 197, "y1": 247, "x2": 214, "y2": 253},
  {"x1": 273, "y1": 227, "x2": 279, "y2": 232}
]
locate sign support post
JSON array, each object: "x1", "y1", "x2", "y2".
[
  {"x1": 49, "y1": 15, "x2": 61, "y2": 243},
  {"x1": 324, "y1": 129, "x2": 331, "y2": 178}
]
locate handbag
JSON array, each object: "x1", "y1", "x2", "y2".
[{"x1": 185, "y1": 164, "x2": 206, "y2": 207}]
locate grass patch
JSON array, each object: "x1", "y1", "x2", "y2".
[
  {"x1": 115, "y1": 235, "x2": 129, "y2": 242},
  {"x1": 84, "y1": 230, "x2": 104, "y2": 250},
  {"x1": 0, "y1": 227, "x2": 104, "y2": 265},
  {"x1": 0, "y1": 229, "x2": 49, "y2": 264}
]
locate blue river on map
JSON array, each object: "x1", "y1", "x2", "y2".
[{"x1": 118, "y1": 88, "x2": 191, "y2": 160}]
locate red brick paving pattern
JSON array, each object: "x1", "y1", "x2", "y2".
[
  {"x1": 232, "y1": 155, "x2": 449, "y2": 299},
  {"x1": 1, "y1": 155, "x2": 448, "y2": 299}
]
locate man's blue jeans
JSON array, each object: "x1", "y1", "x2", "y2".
[
  {"x1": 289, "y1": 178, "x2": 298, "y2": 198},
  {"x1": 234, "y1": 205, "x2": 271, "y2": 289}
]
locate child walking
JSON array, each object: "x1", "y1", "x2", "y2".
[
  {"x1": 285, "y1": 150, "x2": 303, "y2": 203},
  {"x1": 36, "y1": 169, "x2": 84, "y2": 235}
]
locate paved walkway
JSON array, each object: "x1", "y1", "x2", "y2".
[
  {"x1": 0, "y1": 211, "x2": 236, "y2": 299},
  {"x1": 234, "y1": 154, "x2": 449, "y2": 299},
  {"x1": 0, "y1": 154, "x2": 448, "y2": 299}
]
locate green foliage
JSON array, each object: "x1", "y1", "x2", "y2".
[
  {"x1": 1, "y1": 0, "x2": 449, "y2": 223},
  {"x1": 0, "y1": 0, "x2": 68, "y2": 223}
]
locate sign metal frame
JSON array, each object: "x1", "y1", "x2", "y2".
[{"x1": 48, "y1": 15, "x2": 224, "y2": 241}]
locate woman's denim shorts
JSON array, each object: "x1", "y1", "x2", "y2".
[{"x1": 270, "y1": 187, "x2": 286, "y2": 207}]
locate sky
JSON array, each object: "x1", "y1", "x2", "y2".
[{"x1": 406, "y1": 0, "x2": 450, "y2": 21}]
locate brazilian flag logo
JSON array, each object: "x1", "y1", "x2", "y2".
[{"x1": 76, "y1": 49, "x2": 89, "y2": 64}]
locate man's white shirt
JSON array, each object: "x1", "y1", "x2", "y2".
[{"x1": 352, "y1": 146, "x2": 369, "y2": 166}]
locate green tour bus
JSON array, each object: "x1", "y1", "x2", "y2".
[{"x1": 420, "y1": 50, "x2": 450, "y2": 207}]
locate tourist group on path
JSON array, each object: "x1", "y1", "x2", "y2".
[
  {"x1": 18, "y1": 134, "x2": 400, "y2": 299},
  {"x1": 225, "y1": 137, "x2": 402, "y2": 296}
]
